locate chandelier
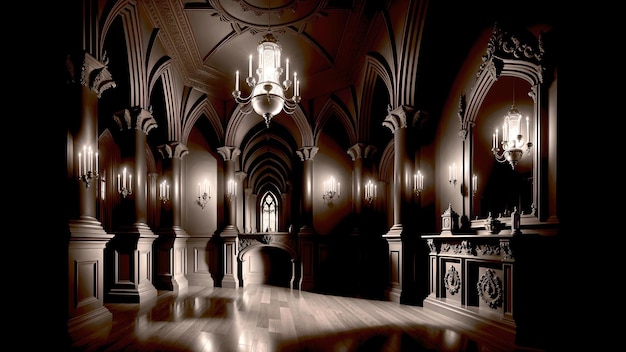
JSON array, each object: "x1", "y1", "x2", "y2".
[
  {"x1": 491, "y1": 99, "x2": 532, "y2": 169},
  {"x1": 232, "y1": 7, "x2": 301, "y2": 128}
]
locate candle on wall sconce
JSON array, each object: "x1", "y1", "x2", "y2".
[
  {"x1": 117, "y1": 167, "x2": 133, "y2": 198},
  {"x1": 226, "y1": 179, "x2": 237, "y2": 201},
  {"x1": 414, "y1": 170, "x2": 424, "y2": 196},
  {"x1": 197, "y1": 178, "x2": 211, "y2": 209},
  {"x1": 159, "y1": 180, "x2": 170, "y2": 203},
  {"x1": 78, "y1": 145, "x2": 99, "y2": 188},
  {"x1": 322, "y1": 176, "x2": 340, "y2": 202},
  {"x1": 472, "y1": 174, "x2": 478, "y2": 196},
  {"x1": 364, "y1": 179, "x2": 377, "y2": 203},
  {"x1": 448, "y1": 163, "x2": 457, "y2": 186}
]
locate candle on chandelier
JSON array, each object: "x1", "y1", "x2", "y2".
[
  {"x1": 249, "y1": 55, "x2": 253, "y2": 77},
  {"x1": 495, "y1": 129, "x2": 498, "y2": 149},
  {"x1": 235, "y1": 70, "x2": 239, "y2": 91},
  {"x1": 286, "y1": 58, "x2": 289, "y2": 81},
  {"x1": 294, "y1": 72, "x2": 298, "y2": 96}
]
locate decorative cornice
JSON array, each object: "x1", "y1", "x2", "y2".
[{"x1": 142, "y1": 0, "x2": 223, "y2": 97}]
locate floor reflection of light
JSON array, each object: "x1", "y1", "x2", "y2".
[
  {"x1": 196, "y1": 331, "x2": 215, "y2": 351},
  {"x1": 442, "y1": 329, "x2": 462, "y2": 350},
  {"x1": 194, "y1": 296, "x2": 204, "y2": 316}
]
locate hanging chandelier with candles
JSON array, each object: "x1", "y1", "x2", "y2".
[
  {"x1": 232, "y1": 3, "x2": 301, "y2": 128},
  {"x1": 491, "y1": 90, "x2": 532, "y2": 169}
]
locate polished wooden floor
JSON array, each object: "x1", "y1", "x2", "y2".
[{"x1": 70, "y1": 285, "x2": 537, "y2": 352}]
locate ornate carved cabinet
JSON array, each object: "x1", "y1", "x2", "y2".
[{"x1": 422, "y1": 232, "x2": 556, "y2": 348}]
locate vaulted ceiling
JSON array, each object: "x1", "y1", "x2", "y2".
[{"x1": 126, "y1": 0, "x2": 557, "y2": 195}]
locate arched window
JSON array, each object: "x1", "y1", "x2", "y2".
[{"x1": 261, "y1": 192, "x2": 278, "y2": 232}]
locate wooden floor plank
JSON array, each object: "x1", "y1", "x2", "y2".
[{"x1": 70, "y1": 284, "x2": 526, "y2": 351}]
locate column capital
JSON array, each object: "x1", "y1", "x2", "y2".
[
  {"x1": 383, "y1": 105, "x2": 416, "y2": 133},
  {"x1": 235, "y1": 170, "x2": 247, "y2": 181},
  {"x1": 113, "y1": 107, "x2": 158, "y2": 135},
  {"x1": 296, "y1": 146, "x2": 319, "y2": 161},
  {"x1": 347, "y1": 143, "x2": 377, "y2": 161},
  {"x1": 158, "y1": 142, "x2": 189, "y2": 159},
  {"x1": 76, "y1": 52, "x2": 117, "y2": 98},
  {"x1": 217, "y1": 146, "x2": 241, "y2": 161}
]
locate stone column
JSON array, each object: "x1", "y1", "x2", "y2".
[
  {"x1": 155, "y1": 142, "x2": 190, "y2": 292},
  {"x1": 346, "y1": 143, "x2": 377, "y2": 297},
  {"x1": 67, "y1": 52, "x2": 115, "y2": 343},
  {"x1": 244, "y1": 187, "x2": 253, "y2": 233},
  {"x1": 217, "y1": 146, "x2": 241, "y2": 288},
  {"x1": 296, "y1": 146, "x2": 318, "y2": 291},
  {"x1": 235, "y1": 170, "x2": 247, "y2": 234},
  {"x1": 347, "y1": 143, "x2": 377, "y2": 233},
  {"x1": 382, "y1": 105, "x2": 415, "y2": 303},
  {"x1": 106, "y1": 107, "x2": 158, "y2": 303}
]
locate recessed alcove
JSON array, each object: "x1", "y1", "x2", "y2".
[{"x1": 241, "y1": 245, "x2": 294, "y2": 288}]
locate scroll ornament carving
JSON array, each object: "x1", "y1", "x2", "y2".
[
  {"x1": 479, "y1": 243, "x2": 501, "y2": 256},
  {"x1": 478, "y1": 23, "x2": 544, "y2": 80},
  {"x1": 427, "y1": 239, "x2": 436, "y2": 253},
  {"x1": 499, "y1": 240, "x2": 513, "y2": 260},
  {"x1": 441, "y1": 241, "x2": 475, "y2": 255},
  {"x1": 477, "y1": 269, "x2": 503, "y2": 309},
  {"x1": 239, "y1": 238, "x2": 259, "y2": 251},
  {"x1": 444, "y1": 266, "x2": 461, "y2": 295}
]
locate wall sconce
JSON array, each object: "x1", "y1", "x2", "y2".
[
  {"x1": 77, "y1": 145, "x2": 99, "y2": 188},
  {"x1": 159, "y1": 180, "x2": 170, "y2": 204},
  {"x1": 117, "y1": 167, "x2": 132, "y2": 198},
  {"x1": 323, "y1": 176, "x2": 340, "y2": 202},
  {"x1": 197, "y1": 178, "x2": 211, "y2": 209},
  {"x1": 226, "y1": 179, "x2": 237, "y2": 201},
  {"x1": 472, "y1": 174, "x2": 478, "y2": 196},
  {"x1": 448, "y1": 163, "x2": 457, "y2": 186},
  {"x1": 364, "y1": 180, "x2": 377, "y2": 203},
  {"x1": 491, "y1": 101, "x2": 532, "y2": 169},
  {"x1": 414, "y1": 170, "x2": 424, "y2": 196}
]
